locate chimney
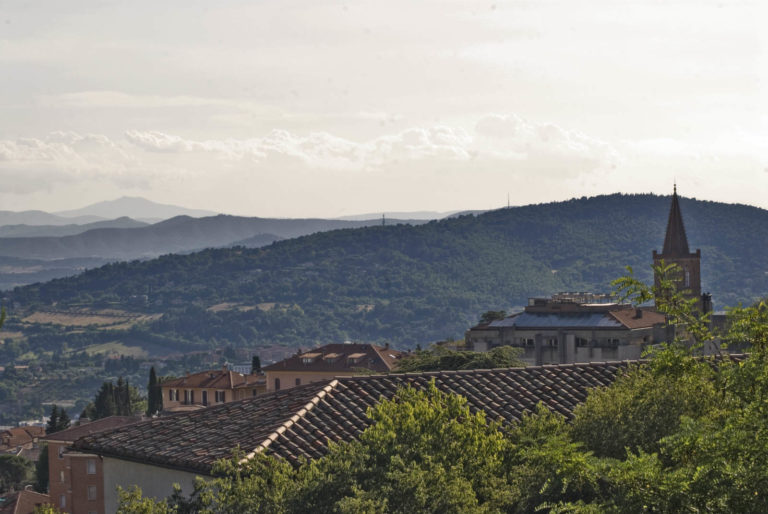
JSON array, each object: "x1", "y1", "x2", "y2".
[{"x1": 634, "y1": 308, "x2": 643, "y2": 319}]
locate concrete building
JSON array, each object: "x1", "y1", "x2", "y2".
[{"x1": 466, "y1": 294, "x2": 668, "y2": 365}]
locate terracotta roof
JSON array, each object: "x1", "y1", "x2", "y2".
[
  {"x1": 0, "y1": 490, "x2": 51, "y2": 514},
  {"x1": 608, "y1": 308, "x2": 667, "y2": 329},
  {"x1": 74, "y1": 360, "x2": 635, "y2": 473},
  {"x1": 43, "y1": 416, "x2": 143, "y2": 443},
  {"x1": 263, "y1": 343, "x2": 403, "y2": 373},
  {"x1": 161, "y1": 369, "x2": 262, "y2": 390},
  {"x1": 0, "y1": 426, "x2": 44, "y2": 450}
]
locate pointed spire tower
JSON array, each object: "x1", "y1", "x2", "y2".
[{"x1": 653, "y1": 185, "x2": 704, "y2": 310}]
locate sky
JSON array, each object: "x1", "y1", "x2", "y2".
[{"x1": 0, "y1": 0, "x2": 766, "y2": 218}]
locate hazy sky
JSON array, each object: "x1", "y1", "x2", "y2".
[{"x1": 1, "y1": 0, "x2": 766, "y2": 217}]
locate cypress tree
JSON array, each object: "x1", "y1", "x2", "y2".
[
  {"x1": 45, "y1": 405, "x2": 59, "y2": 435},
  {"x1": 251, "y1": 355, "x2": 262, "y2": 374},
  {"x1": 147, "y1": 366, "x2": 162, "y2": 415}
]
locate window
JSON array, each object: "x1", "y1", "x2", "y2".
[
  {"x1": 184, "y1": 390, "x2": 190, "y2": 404},
  {"x1": 190, "y1": 390, "x2": 195, "y2": 404},
  {"x1": 87, "y1": 485, "x2": 97, "y2": 500},
  {"x1": 58, "y1": 446, "x2": 65, "y2": 459},
  {"x1": 60, "y1": 495, "x2": 66, "y2": 508},
  {"x1": 87, "y1": 459, "x2": 96, "y2": 474},
  {"x1": 274, "y1": 378, "x2": 280, "y2": 391},
  {"x1": 215, "y1": 391, "x2": 226, "y2": 402},
  {"x1": 202, "y1": 390, "x2": 208, "y2": 406},
  {"x1": 169, "y1": 389, "x2": 174, "y2": 401},
  {"x1": 60, "y1": 470, "x2": 65, "y2": 483},
  {"x1": 295, "y1": 378, "x2": 301, "y2": 386},
  {"x1": 684, "y1": 269, "x2": 691, "y2": 288},
  {"x1": 253, "y1": 389, "x2": 258, "y2": 397}
]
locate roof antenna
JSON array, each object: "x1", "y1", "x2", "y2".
[
  {"x1": 381, "y1": 213, "x2": 385, "y2": 226},
  {"x1": 507, "y1": 192, "x2": 510, "y2": 208}
]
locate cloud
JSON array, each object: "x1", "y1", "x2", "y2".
[
  {"x1": 123, "y1": 115, "x2": 616, "y2": 176},
  {"x1": 0, "y1": 116, "x2": 619, "y2": 197}
]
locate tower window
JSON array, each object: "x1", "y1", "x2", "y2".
[{"x1": 684, "y1": 269, "x2": 690, "y2": 287}]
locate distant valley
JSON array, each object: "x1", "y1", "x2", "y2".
[{"x1": 3, "y1": 193, "x2": 767, "y2": 357}]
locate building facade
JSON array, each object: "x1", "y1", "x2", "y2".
[
  {"x1": 466, "y1": 294, "x2": 668, "y2": 365},
  {"x1": 263, "y1": 343, "x2": 403, "y2": 392},
  {"x1": 652, "y1": 185, "x2": 711, "y2": 313},
  {"x1": 44, "y1": 416, "x2": 141, "y2": 514},
  {"x1": 160, "y1": 368, "x2": 265, "y2": 412}
]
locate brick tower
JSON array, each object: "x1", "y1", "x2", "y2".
[{"x1": 652, "y1": 185, "x2": 707, "y2": 312}]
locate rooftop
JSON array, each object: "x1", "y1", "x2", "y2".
[
  {"x1": 161, "y1": 368, "x2": 263, "y2": 390},
  {"x1": 75, "y1": 360, "x2": 635, "y2": 473},
  {"x1": 479, "y1": 308, "x2": 666, "y2": 331},
  {"x1": 43, "y1": 416, "x2": 144, "y2": 443},
  {"x1": 263, "y1": 343, "x2": 403, "y2": 373}
]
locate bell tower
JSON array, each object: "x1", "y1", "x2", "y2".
[{"x1": 652, "y1": 185, "x2": 704, "y2": 311}]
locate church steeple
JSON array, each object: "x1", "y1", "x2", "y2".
[
  {"x1": 653, "y1": 185, "x2": 704, "y2": 311},
  {"x1": 662, "y1": 184, "x2": 690, "y2": 256}
]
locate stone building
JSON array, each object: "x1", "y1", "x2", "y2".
[
  {"x1": 652, "y1": 185, "x2": 712, "y2": 313},
  {"x1": 263, "y1": 343, "x2": 403, "y2": 392},
  {"x1": 160, "y1": 368, "x2": 265, "y2": 412},
  {"x1": 466, "y1": 294, "x2": 668, "y2": 365}
]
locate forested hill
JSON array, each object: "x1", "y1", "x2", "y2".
[{"x1": 6, "y1": 194, "x2": 768, "y2": 350}]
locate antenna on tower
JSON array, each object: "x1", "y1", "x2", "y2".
[
  {"x1": 382, "y1": 214, "x2": 385, "y2": 226},
  {"x1": 507, "y1": 193, "x2": 510, "y2": 208}
]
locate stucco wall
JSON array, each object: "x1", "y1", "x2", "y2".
[{"x1": 102, "y1": 457, "x2": 206, "y2": 513}]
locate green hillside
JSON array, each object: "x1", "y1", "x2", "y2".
[{"x1": 4, "y1": 194, "x2": 767, "y2": 353}]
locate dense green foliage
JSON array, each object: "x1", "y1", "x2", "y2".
[
  {"x1": 0, "y1": 455, "x2": 33, "y2": 493},
  {"x1": 45, "y1": 405, "x2": 71, "y2": 435},
  {"x1": 120, "y1": 298, "x2": 768, "y2": 512},
  {"x1": 146, "y1": 367, "x2": 162, "y2": 416},
  {"x1": 118, "y1": 265, "x2": 768, "y2": 513},
  {"x1": 34, "y1": 443, "x2": 49, "y2": 493},
  {"x1": 396, "y1": 345, "x2": 524, "y2": 372},
  {"x1": 81, "y1": 377, "x2": 145, "y2": 420},
  {"x1": 6, "y1": 194, "x2": 767, "y2": 355}
]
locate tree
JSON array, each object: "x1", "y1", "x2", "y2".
[
  {"x1": 45, "y1": 405, "x2": 70, "y2": 435},
  {"x1": 81, "y1": 378, "x2": 145, "y2": 420},
  {"x1": 146, "y1": 367, "x2": 162, "y2": 416},
  {"x1": 251, "y1": 355, "x2": 262, "y2": 375},
  {"x1": 117, "y1": 271, "x2": 768, "y2": 513},
  {"x1": 479, "y1": 310, "x2": 506, "y2": 324},
  {"x1": 0, "y1": 454, "x2": 33, "y2": 493},
  {"x1": 35, "y1": 442, "x2": 49, "y2": 493},
  {"x1": 396, "y1": 344, "x2": 524, "y2": 372}
]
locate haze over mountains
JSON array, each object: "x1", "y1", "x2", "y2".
[
  {"x1": 5, "y1": 193, "x2": 767, "y2": 355},
  {"x1": 0, "y1": 196, "x2": 432, "y2": 289}
]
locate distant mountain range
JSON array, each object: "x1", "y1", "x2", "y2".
[
  {"x1": 0, "y1": 217, "x2": 148, "y2": 238},
  {"x1": 6, "y1": 194, "x2": 767, "y2": 353},
  {"x1": 53, "y1": 196, "x2": 218, "y2": 223},
  {"x1": 0, "y1": 214, "x2": 428, "y2": 261}
]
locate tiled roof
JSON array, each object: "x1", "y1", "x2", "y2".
[
  {"x1": 0, "y1": 426, "x2": 44, "y2": 450},
  {"x1": 608, "y1": 308, "x2": 667, "y2": 329},
  {"x1": 481, "y1": 308, "x2": 665, "y2": 331},
  {"x1": 43, "y1": 416, "x2": 143, "y2": 443},
  {"x1": 161, "y1": 369, "x2": 262, "y2": 390},
  {"x1": 0, "y1": 490, "x2": 51, "y2": 514},
  {"x1": 74, "y1": 360, "x2": 634, "y2": 473},
  {"x1": 263, "y1": 343, "x2": 403, "y2": 373}
]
